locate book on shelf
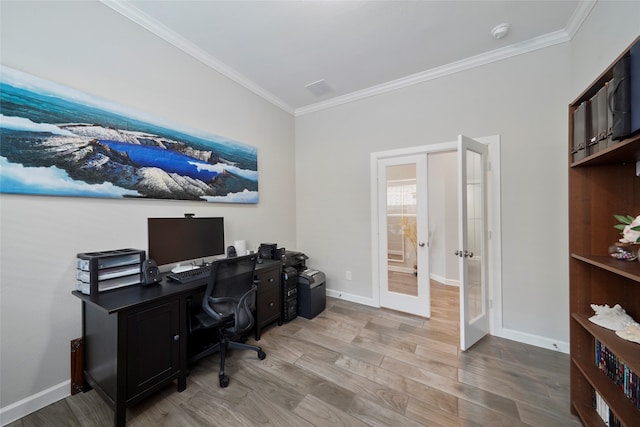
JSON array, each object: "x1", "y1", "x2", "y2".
[
  {"x1": 572, "y1": 101, "x2": 589, "y2": 162},
  {"x1": 595, "y1": 339, "x2": 640, "y2": 409},
  {"x1": 593, "y1": 389, "x2": 622, "y2": 427}
]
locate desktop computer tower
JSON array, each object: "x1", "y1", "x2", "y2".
[{"x1": 281, "y1": 267, "x2": 298, "y2": 323}]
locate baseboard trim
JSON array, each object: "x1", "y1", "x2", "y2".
[
  {"x1": 429, "y1": 273, "x2": 459, "y2": 287},
  {"x1": 0, "y1": 380, "x2": 70, "y2": 426},
  {"x1": 326, "y1": 288, "x2": 377, "y2": 307},
  {"x1": 494, "y1": 327, "x2": 569, "y2": 354},
  {"x1": 388, "y1": 265, "x2": 415, "y2": 274}
]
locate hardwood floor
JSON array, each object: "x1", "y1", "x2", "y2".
[
  {"x1": 388, "y1": 270, "x2": 417, "y2": 296},
  {"x1": 9, "y1": 282, "x2": 580, "y2": 426}
]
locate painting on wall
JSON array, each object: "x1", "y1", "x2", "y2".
[{"x1": 0, "y1": 66, "x2": 258, "y2": 203}]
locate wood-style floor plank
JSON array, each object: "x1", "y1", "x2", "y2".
[{"x1": 8, "y1": 281, "x2": 581, "y2": 427}]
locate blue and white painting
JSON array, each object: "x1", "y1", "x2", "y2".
[{"x1": 0, "y1": 66, "x2": 258, "y2": 203}]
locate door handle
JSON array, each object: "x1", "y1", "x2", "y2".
[
  {"x1": 455, "y1": 250, "x2": 474, "y2": 258},
  {"x1": 419, "y1": 242, "x2": 426, "y2": 247}
]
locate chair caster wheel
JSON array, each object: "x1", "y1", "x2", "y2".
[
  {"x1": 258, "y1": 350, "x2": 266, "y2": 360},
  {"x1": 219, "y1": 374, "x2": 229, "y2": 388}
]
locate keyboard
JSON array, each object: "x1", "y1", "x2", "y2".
[{"x1": 167, "y1": 265, "x2": 211, "y2": 284}]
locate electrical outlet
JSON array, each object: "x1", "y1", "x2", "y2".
[{"x1": 346, "y1": 270, "x2": 352, "y2": 280}]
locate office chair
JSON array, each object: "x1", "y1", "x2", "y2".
[{"x1": 189, "y1": 254, "x2": 266, "y2": 387}]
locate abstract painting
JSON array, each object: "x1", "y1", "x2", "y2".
[{"x1": 0, "y1": 66, "x2": 258, "y2": 203}]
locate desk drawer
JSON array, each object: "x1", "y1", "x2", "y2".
[
  {"x1": 254, "y1": 263, "x2": 281, "y2": 340},
  {"x1": 257, "y1": 267, "x2": 280, "y2": 292},
  {"x1": 258, "y1": 284, "x2": 280, "y2": 318}
]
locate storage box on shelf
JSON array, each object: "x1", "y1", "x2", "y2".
[
  {"x1": 569, "y1": 36, "x2": 640, "y2": 427},
  {"x1": 76, "y1": 249, "x2": 145, "y2": 295}
]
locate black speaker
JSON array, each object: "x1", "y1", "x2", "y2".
[
  {"x1": 142, "y1": 259, "x2": 160, "y2": 285},
  {"x1": 227, "y1": 245, "x2": 237, "y2": 257}
]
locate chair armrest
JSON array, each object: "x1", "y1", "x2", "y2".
[
  {"x1": 207, "y1": 296, "x2": 237, "y2": 305},
  {"x1": 203, "y1": 296, "x2": 236, "y2": 321}
]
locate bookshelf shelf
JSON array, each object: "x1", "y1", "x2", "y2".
[
  {"x1": 570, "y1": 133, "x2": 640, "y2": 167},
  {"x1": 573, "y1": 403, "x2": 606, "y2": 427},
  {"x1": 571, "y1": 253, "x2": 640, "y2": 282},
  {"x1": 569, "y1": 36, "x2": 640, "y2": 427},
  {"x1": 572, "y1": 313, "x2": 640, "y2": 375}
]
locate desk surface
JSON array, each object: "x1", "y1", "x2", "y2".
[{"x1": 72, "y1": 259, "x2": 281, "y2": 314}]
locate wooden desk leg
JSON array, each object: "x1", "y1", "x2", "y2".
[
  {"x1": 177, "y1": 374, "x2": 186, "y2": 392},
  {"x1": 115, "y1": 404, "x2": 126, "y2": 427}
]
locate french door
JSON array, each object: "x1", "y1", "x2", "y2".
[
  {"x1": 373, "y1": 135, "x2": 493, "y2": 345},
  {"x1": 457, "y1": 135, "x2": 489, "y2": 350},
  {"x1": 377, "y1": 155, "x2": 430, "y2": 317}
]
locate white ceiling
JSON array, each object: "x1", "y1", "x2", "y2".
[{"x1": 104, "y1": 1, "x2": 595, "y2": 115}]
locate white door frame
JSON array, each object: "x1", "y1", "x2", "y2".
[{"x1": 370, "y1": 136, "x2": 502, "y2": 334}]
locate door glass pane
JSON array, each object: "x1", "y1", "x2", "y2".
[
  {"x1": 466, "y1": 150, "x2": 483, "y2": 320},
  {"x1": 386, "y1": 164, "x2": 417, "y2": 296}
]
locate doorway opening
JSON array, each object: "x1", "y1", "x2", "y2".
[{"x1": 370, "y1": 135, "x2": 502, "y2": 350}]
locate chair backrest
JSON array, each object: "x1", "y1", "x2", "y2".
[{"x1": 201, "y1": 254, "x2": 258, "y2": 329}]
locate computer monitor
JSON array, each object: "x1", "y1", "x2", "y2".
[{"x1": 148, "y1": 217, "x2": 225, "y2": 267}]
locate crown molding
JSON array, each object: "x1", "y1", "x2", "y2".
[
  {"x1": 295, "y1": 29, "x2": 573, "y2": 116},
  {"x1": 565, "y1": 0, "x2": 597, "y2": 39},
  {"x1": 100, "y1": 0, "x2": 295, "y2": 115},
  {"x1": 295, "y1": 1, "x2": 596, "y2": 116}
]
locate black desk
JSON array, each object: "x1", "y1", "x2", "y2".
[{"x1": 72, "y1": 260, "x2": 281, "y2": 427}]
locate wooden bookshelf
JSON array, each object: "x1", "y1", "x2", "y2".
[{"x1": 568, "y1": 36, "x2": 640, "y2": 427}]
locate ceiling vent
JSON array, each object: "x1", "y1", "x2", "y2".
[{"x1": 305, "y1": 79, "x2": 334, "y2": 97}]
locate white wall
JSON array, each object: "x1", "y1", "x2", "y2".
[
  {"x1": 0, "y1": 0, "x2": 295, "y2": 416},
  {"x1": 427, "y1": 152, "x2": 458, "y2": 284}
]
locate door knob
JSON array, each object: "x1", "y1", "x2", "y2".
[
  {"x1": 454, "y1": 250, "x2": 462, "y2": 257},
  {"x1": 419, "y1": 242, "x2": 425, "y2": 247}
]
